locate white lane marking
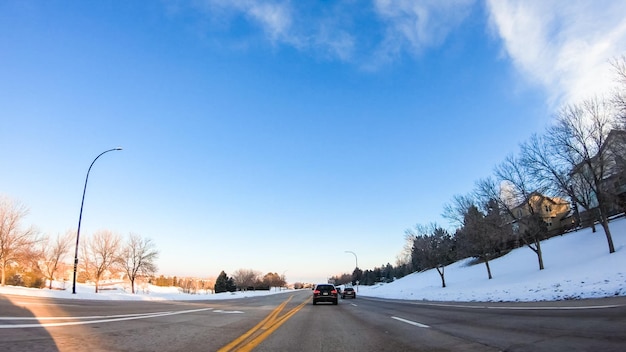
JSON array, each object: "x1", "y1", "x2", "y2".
[
  {"x1": 0, "y1": 308, "x2": 214, "y2": 329},
  {"x1": 391, "y1": 316, "x2": 430, "y2": 328},
  {"x1": 350, "y1": 303, "x2": 358, "y2": 307},
  {"x1": 0, "y1": 311, "x2": 195, "y2": 321},
  {"x1": 364, "y1": 297, "x2": 622, "y2": 310},
  {"x1": 486, "y1": 305, "x2": 621, "y2": 310},
  {"x1": 213, "y1": 310, "x2": 244, "y2": 314}
]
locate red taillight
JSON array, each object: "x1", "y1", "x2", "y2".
[
  {"x1": 313, "y1": 290, "x2": 320, "y2": 294},
  {"x1": 331, "y1": 290, "x2": 337, "y2": 294}
]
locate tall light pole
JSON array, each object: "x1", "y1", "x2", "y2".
[
  {"x1": 345, "y1": 250, "x2": 359, "y2": 292},
  {"x1": 72, "y1": 147, "x2": 122, "y2": 294}
]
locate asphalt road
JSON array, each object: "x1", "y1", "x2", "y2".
[{"x1": 1, "y1": 290, "x2": 625, "y2": 351}]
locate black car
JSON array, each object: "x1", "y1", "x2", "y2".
[
  {"x1": 312, "y1": 284, "x2": 338, "y2": 305},
  {"x1": 342, "y1": 287, "x2": 356, "y2": 299}
]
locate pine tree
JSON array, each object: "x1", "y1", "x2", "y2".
[{"x1": 215, "y1": 271, "x2": 229, "y2": 293}]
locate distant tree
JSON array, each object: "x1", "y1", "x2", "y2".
[
  {"x1": 0, "y1": 196, "x2": 40, "y2": 286},
  {"x1": 351, "y1": 267, "x2": 363, "y2": 286},
  {"x1": 79, "y1": 230, "x2": 122, "y2": 293},
  {"x1": 455, "y1": 202, "x2": 510, "y2": 280},
  {"x1": 409, "y1": 224, "x2": 455, "y2": 287},
  {"x1": 261, "y1": 272, "x2": 284, "y2": 291},
  {"x1": 396, "y1": 232, "x2": 415, "y2": 271},
  {"x1": 329, "y1": 273, "x2": 353, "y2": 286},
  {"x1": 232, "y1": 269, "x2": 260, "y2": 291},
  {"x1": 36, "y1": 231, "x2": 73, "y2": 289},
  {"x1": 119, "y1": 233, "x2": 159, "y2": 294},
  {"x1": 215, "y1": 271, "x2": 235, "y2": 293},
  {"x1": 154, "y1": 275, "x2": 174, "y2": 287}
]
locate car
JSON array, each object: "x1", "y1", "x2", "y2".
[
  {"x1": 335, "y1": 286, "x2": 342, "y2": 295},
  {"x1": 342, "y1": 287, "x2": 356, "y2": 299},
  {"x1": 312, "y1": 284, "x2": 338, "y2": 305}
]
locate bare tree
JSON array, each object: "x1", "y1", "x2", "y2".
[
  {"x1": 549, "y1": 98, "x2": 619, "y2": 253},
  {"x1": 119, "y1": 233, "x2": 159, "y2": 294},
  {"x1": 0, "y1": 196, "x2": 39, "y2": 286},
  {"x1": 80, "y1": 230, "x2": 122, "y2": 293},
  {"x1": 37, "y1": 231, "x2": 73, "y2": 289},
  {"x1": 262, "y1": 272, "x2": 284, "y2": 290},
  {"x1": 611, "y1": 55, "x2": 626, "y2": 123},
  {"x1": 232, "y1": 269, "x2": 260, "y2": 291},
  {"x1": 521, "y1": 133, "x2": 595, "y2": 231},
  {"x1": 494, "y1": 154, "x2": 549, "y2": 270},
  {"x1": 443, "y1": 193, "x2": 478, "y2": 229}
]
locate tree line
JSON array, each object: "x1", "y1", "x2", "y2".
[
  {"x1": 0, "y1": 199, "x2": 290, "y2": 294},
  {"x1": 0, "y1": 196, "x2": 158, "y2": 294},
  {"x1": 213, "y1": 269, "x2": 287, "y2": 293},
  {"x1": 333, "y1": 55, "x2": 626, "y2": 287}
]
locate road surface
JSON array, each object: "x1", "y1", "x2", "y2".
[{"x1": 1, "y1": 290, "x2": 625, "y2": 351}]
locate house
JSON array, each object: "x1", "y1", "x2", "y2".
[
  {"x1": 510, "y1": 192, "x2": 571, "y2": 235},
  {"x1": 598, "y1": 129, "x2": 626, "y2": 212},
  {"x1": 570, "y1": 129, "x2": 626, "y2": 216}
]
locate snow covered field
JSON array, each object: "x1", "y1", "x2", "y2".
[{"x1": 1, "y1": 217, "x2": 624, "y2": 302}]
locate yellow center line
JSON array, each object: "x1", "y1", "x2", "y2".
[
  {"x1": 237, "y1": 299, "x2": 308, "y2": 352},
  {"x1": 218, "y1": 295, "x2": 307, "y2": 352}
]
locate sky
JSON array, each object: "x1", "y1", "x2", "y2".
[
  {"x1": 1, "y1": 1, "x2": 626, "y2": 284},
  {"x1": 1, "y1": 215, "x2": 624, "y2": 302}
]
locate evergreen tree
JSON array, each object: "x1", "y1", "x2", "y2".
[{"x1": 215, "y1": 271, "x2": 232, "y2": 293}]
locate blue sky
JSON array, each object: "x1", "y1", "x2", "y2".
[{"x1": 2, "y1": 1, "x2": 625, "y2": 284}]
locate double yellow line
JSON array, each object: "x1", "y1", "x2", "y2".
[{"x1": 218, "y1": 295, "x2": 308, "y2": 352}]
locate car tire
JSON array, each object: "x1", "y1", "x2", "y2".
[
  {"x1": 313, "y1": 300, "x2": 317, "y2": 305},
  {"x1": 333, "y1": 299, "x2": 338, "y2": 305}
]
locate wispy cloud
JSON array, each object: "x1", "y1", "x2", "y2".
[
  {"x1": 370, "y1": 0, "x2": 475, "y2": 64},
  {"x1": 185, "y1": 0, "x2": 475, "y2": 65},
  {"x1": 189, "y1": 0, "x2": 355, "y2": 59},
  {"x1": 181, "y1": 0, "x2": 626, "y2": 95},
  {"x1": 193, "y1": 0, "x2": 295, "y2": 44},
  {"x1": 486, "y1": 0, "x2": 626, "y2": 106}
]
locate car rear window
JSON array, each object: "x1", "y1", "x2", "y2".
[
  {"x1": 316, "y1": 285, "x2": 334, "y2": 290},
  {"x1": 345, "y1": 288, "x2": 354, "y2": 291}
]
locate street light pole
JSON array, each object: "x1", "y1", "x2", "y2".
[
  {"x1": 72, "y1": 147, "x2": 122, "y2": 294},
  {"x1": 345, "y1": 250, "x2": 358, "y2": 291},
  {"x1": 345, "y1": 250, "x2": 358, "y2": 269}
]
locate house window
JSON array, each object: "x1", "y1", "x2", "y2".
[{"x1": 545, "y1": 205, "x2": 552, "y2": 213}]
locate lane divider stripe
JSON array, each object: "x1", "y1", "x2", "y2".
[
  {"x1": 0, "y1": 308, "x2": 213, "y2": 329},
  {"x1": 391, "y1": 316, "x2": 430, "y2": 328}
]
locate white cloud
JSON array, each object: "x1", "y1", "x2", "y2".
[
  {"x1": 486, "y1": 0, "x2": 626, "y2": 106},
  {"x1": 191, "y1": 0, "x2": 356, "y2": 60},
  {"x1": 371, "y1": 0, "x2": 475, "y2": 64},
  {"x1": 193, "y1": 0, "x2": 295, "y2": 44},
  {"x1": 241, "y1": 1, "x2": 293, "y2": 43}
]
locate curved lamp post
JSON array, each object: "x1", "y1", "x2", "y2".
[
  {"x1": 72, "y1": 147, "x2": 122, "y2": 294},
  {"x1": 345, "y1": 250, "x2": 359, "y2": 292}
]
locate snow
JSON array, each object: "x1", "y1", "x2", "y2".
[
  {"x1": 358, "y1": 217, "x2": 626, "y2": 302},
  {"x1": 1, "y1": 218, "x2": 625, "y2": 302}
]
